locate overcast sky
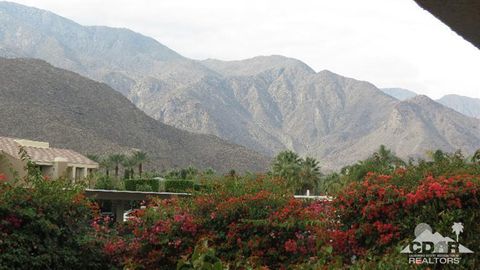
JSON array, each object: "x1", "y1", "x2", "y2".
[{"x1": 11, "y1": 0, "x2": 480, "y2": 99}]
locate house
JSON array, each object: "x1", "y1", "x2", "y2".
[{"x1": 0, "y1": 136, "x2": 98, "y2": 182}]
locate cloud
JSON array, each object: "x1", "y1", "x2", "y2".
[{"x1": 9, "y1": 0, "x2": 480, "y2": 99}]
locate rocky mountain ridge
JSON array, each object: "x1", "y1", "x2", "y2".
[
  {"x1": 1, "y1": 2, "x2": 479, "y2": 169},
  {"x1": 0, "y1": 58, "x2": 270, "y2": 172}
]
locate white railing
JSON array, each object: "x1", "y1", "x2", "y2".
[{"x1": 293, "y1": 190, "x2": 333, "y2": 201}]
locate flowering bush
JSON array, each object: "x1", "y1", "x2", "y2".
[
  {"x1": 333, "y1": 172, "x2": 480, "y2": 268},
  {"x1": 3, "y1": 147, "x2": 479, "y2": 269},
  {"x1": 97, "y1": 167, "x2": 480, "y2": 269},
  {"x1": 0, "y1": 152, "x2": 113, "y2": 269},
  {"x1": 104, "y1": 176, "x2": 338, "y2": 269}
]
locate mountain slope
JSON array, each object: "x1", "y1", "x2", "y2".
[
  {"x1": 342, "y1": 95, "x2": 480, "y2": 166},
  {"x1": 155, "y1": 56, "x2": 480, "y2": 168},
  {"x1": 1, "y1": 2, "x2": 479, "y2": 170},
  {"x1": 381, "y1": 88, "x2": 417, "y2": 100},
  {"x1": 0, "y1": 1, "x2": 216, "y2": 95},
  {"x1": 437, "y1": 94, "x2": 480, "y2": 119},
  {"x1": 0, "y1": 58, "x2": 270, "y2": 172}
]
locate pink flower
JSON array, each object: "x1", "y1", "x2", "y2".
[{"x1": 284, "y1": 239, "x2": 297, "y2": 253}]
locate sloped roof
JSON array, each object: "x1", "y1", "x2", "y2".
[{"x1": 0, "y1": 136, "x2": 97, "y2": 166}]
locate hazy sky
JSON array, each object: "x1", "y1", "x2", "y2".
[{"x1": 10, "y1": 0, "x2": 480, "y2": 99}]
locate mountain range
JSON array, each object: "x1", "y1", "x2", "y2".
[
  {"x1": 437, "y1": 95, "x2": 480, "y2": 119},
  {"x1": 1, "y1": 1, "x2": 479, "y2": 170},
  {"x1": 381, "y1": 88, "x2": 480, "y2": 119},
  {"x1": 0, "y1": 57, "x2": 270, "y2": 172},
  {"x1": 381, "y1": 88, "x2": 418, "y2": 101}
]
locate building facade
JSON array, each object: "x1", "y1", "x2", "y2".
[{"x1": 0, "y1": 136, "x2": 98, "y2": 182}]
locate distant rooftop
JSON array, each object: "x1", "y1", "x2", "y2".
[{"x1": 0, "y1": 136, "x2": 97, "y2": 166}]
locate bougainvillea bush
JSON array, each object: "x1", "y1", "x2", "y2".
[
  {"x1": 333, "y1": 172, "x2": 480, "y2": 269},
  {"x1": 102, "y1": 168, "x2": 480, "y2": 269},
  {"x1": 102, "y1": 176, "x2": 342, "y2": 269},
  {"x1": 0, "y1": 153, "x2": 114, "y2": 269},
  {"x1": 2, "y1": 148, "x2": 479, "y2": 269}
]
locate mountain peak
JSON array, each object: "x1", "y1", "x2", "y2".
[
  {"x1": 437, "y1": 94, "x2": 480, "y2": 118},
  {"x1": 0, "y1": 1, "x2": 183, "y2": 66},
  {"x1": 381, "y1": 88, "x2": 417, "y2": 100},
  {"x1": 408, "y1": 94, "x2": 434, "y2": 102},
  {"x1": 201, "y1": 55, "x2": 315, "y2": 76}
]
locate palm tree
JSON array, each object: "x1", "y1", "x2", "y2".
[
  {"x1": 87, "y1": 154, "x2": 100, "y2": 163},
  {"x1": 99, "y1": 157, "x2": 113, "y2": 177},
  {"x1": 272, "y1": 150, "x2": 302, "y2": 190},
  {"x1": 451, "y1": 222, "x2": 464, "y2": 242},
  {"x1": 375, "y1": 145, "x2": 404, "y2": 167},
  {"x1": 299, "y1": 157, "x2": 322, "y2": 193},
  {"x1": 432, "y1": 149, "x2": 446, "y2": 163},
  {"x1": 471, "y1": 149, "x2": 480, "y2": 163},
  {"x1": 108, "y1": 154, "x2": 125, "y2": 178},
  {"x1": 121, "y1": 156, "x2": 136, "y2": 179},
  {"x1": 228, "y1": 169, "x2": 236, "y2": 178},
  {"x1": 185, "y1": 166, "x2": 198, "y2": 179},
  {"x1": 203, "y1": 168, "x2": 215, "y2": 176},
  {"x1": 133, "y1": 151, "x2": 148, "y2": 177}
]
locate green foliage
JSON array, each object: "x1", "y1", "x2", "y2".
[
  {"x1": 94, "y1": 175, "x2": 124, "y2": 190},
  {"x1": 177, "y1": 240, "x2": 225, "y2": 270},
  {"x1": 0, "y1": 148, "x2": 113, "y2": 269},
  {"x1": 165, "y1": 180, "x2": 194, "y2": 192},
  {"x1": 108, "y1": 154, "x2": 125, "y2": 178},
  {"x1": 106, "y1": 175, "x2": 330, "y2": 269},
  {"x1": 132, "y1": 151, "x2": 148, "y2": 177},
  {"x1": 86, "y1": 154, "x2": 101, "y2": 163},
  {"x1": 271, "y1": 150, "x2": 322, "y2": 194},
  {"x1": 166, "y1": 166, "x2": 200, "y2": 181},
  {"x1": 124, "y1": 179, "x2": 160, "y2": 192},
  {"x1": 121, "y1": 155, "x2": 136, "y2": 179},
  {"x1": 320, "y1": 146, "x2": 480, "y2": 195},
  {"x1": 2, "y1": 146, "x2": 479, "y2": 268},
  {"x1": 94, "y1": 175, "x2": 114, "y2": 190},
  {"x1": 98, "y1": 157, "x2": 113, "y2": 177}
]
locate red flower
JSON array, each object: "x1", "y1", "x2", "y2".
[
  {"x1": 104, "y1": 239, "x2": 125, "y2": 255},
  {"x1": 284, "y1": 239, "x2": 297, "y2": 253},
  {"x1": 428, "y1": 182, "x2": 446, "y2": 197},
  {"x1": 379, "y1": 233, "x2": 394, "y2": 245}
]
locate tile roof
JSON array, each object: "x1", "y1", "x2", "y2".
[{"x1": 0, "y1": 136, "x2": 97, "y2": 166}]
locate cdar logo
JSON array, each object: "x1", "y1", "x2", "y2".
[{"x1": 401, "y1": 223, "x2": 473, "y2": 265}]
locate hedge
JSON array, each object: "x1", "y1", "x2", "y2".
[
  {"x1": 164, "y1": 180, "x2": 194, "y2": 192},
  {"x1": 124, "y1": 179, "x2": 160, "y2": 192}
]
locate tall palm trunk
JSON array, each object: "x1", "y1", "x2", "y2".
[{"x1": 138, "y1": 163, "x2": 143, "y2": 177}]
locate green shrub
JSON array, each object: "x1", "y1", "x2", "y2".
[
  {"x1": 164, "y1": 179, "x2": 194, "y2": 192},
  {"x1": 124, "y1": 179, "x2": 159, "y2": 192},
  {"x1": 136, "y1": 183, "x2": 153, "y2": 192},
  {"x1": 0, "y1": 148, "x2": 113, "y2": 269},
  {"x1": 94, "y1": 175, "x2": 115, "y2": 190},
  {"x1": 177, "y1": 240, "x2": 225, "y2": 270}
]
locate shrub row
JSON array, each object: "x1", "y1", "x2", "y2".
[{"x1": 164, "y1": 179, "x2": 194, "y2": 192}]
